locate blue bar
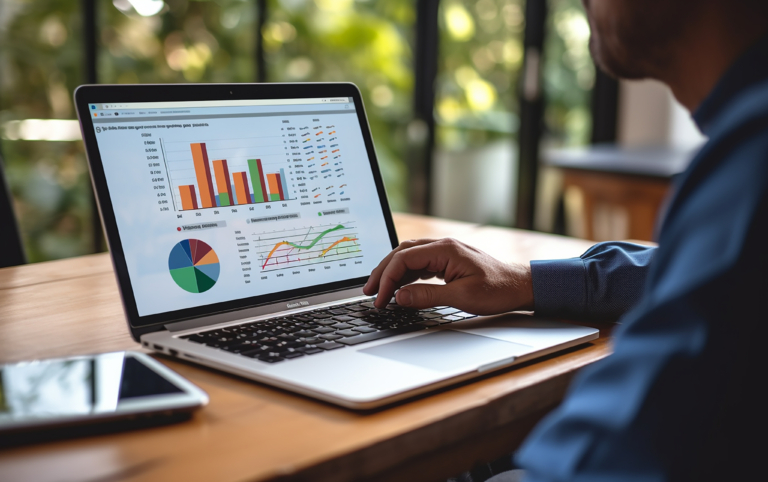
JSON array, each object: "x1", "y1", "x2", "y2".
[{"x1": 279, "y1": 168, "x2": 290, "y2": 200}]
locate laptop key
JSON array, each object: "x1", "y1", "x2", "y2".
[
  {"x1": 300, "y1": 347, "x2": 323, "y2": 355},
  {"x1": 348, "y1": 320, "x2": 370, "y2": 326},
  {"x1": 353, "y1": 326, "x2": 377, "y2": 333},
  {"x1": 336, "y1": 329, "x2": 360, "y2": 337},
  {"x1": 300, "y1": 337, "x2": 321, "y2": 345},
  {"x1": 417, "y1": 320, "x2": 440, "y2": 327},
  {"x1": 312, "y1": 327, "x2": 335, "y2": 334},
  {"x1": 314, "y1": 319, "x2": 337, "y2": 326},
  {"x1": 293, "y1": 330, "x2": 315, "y2": 338},
  {"x1": 317, "y1": 342, "x2": 344, "y2": 350},
  {"x1": 420, "y1": 313, "x2": 443, "y2": 319},
  {"x1": 435, "y1": 307, "x2": 460, "y2": 315},
  {"x1": 281, "y1": 341, "x2": 305, "y2": 349},
  {"x1": 332, "y1": 315, "x2": 356, "y2": 322},
  {"x1": 337, "y1": 324, "x2": 426, "y2": 346},
  {"x1": 319, "y1": 334, "x2": 343, "y2": 341},
  {"x1": 331, "y1": 322, "x2": 354, "y2": 330},
  {"x1": 283, "y1": 352, "x2": 304, "y2": 359},
  {"x1": 328, "y1": 309, "x2": 350, "y2": 315}
]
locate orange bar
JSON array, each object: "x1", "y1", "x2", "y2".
[
  {"x1": 212, "y1": 159, "x2": 230, "y2": 196},
  {"x1": 190, "y1": 143, "x2": 215, "y2": 208},
  {"x1": 267, "y1": 173, "x2": 281, "y2": 201},
  {"x1": 233, "y1": 172, "x2": 250, "y2": 205},
  {"x1": 179, "y1": 185, "x2": 198, "y2": 210}
]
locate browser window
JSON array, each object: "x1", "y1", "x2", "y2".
[{"x1": 90, "y1": 98, "x2": 391, "y2": 317}]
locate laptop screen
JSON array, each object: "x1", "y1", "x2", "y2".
[{"x1": 88, "y1": 96, "x2": 394, "y2": 317}]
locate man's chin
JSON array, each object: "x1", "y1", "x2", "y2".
[{"x1": 591, "y1": 40, "x2": 649, "y2": 81}]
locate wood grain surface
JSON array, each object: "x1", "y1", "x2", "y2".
[{"x1": 0, "y1": 213, "x2": 611, "y2": 482}]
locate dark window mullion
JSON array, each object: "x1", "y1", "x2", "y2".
[
  {"x1": 411, "y1": 0, "x2": 439, "y2": 215},
  {"x1": 515, "y1": 0, "x2": 548, "y2": 230},
  {"x1": 256, "y1": 0, "x2": 267, "y2": 83},
  {"x1": 82, "y1": 0, "x2": 103, "y2": 253}
]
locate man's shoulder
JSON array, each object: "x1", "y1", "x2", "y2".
[{"x1": 708, "y1": 77, "x2": 768, "y2": 142}]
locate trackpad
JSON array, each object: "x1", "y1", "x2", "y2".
[{"x1": 360, "y1": 330, "x2": 531, "y2": 372}]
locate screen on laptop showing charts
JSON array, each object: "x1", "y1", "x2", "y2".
[{"x1": 89, "y1": 97, "x2": 393, "y2": 317}]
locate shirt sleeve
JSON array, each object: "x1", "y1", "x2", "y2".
[{"x1": 530, "y1": 242, "x2": 656, "y2": 321}]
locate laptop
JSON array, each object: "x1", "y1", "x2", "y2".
[{"x1": 74, "y1": 83, "x2": 597, "y2": 409}]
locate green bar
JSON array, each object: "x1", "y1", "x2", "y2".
[
  {"x1": 247, "y1": 159, "x2": 265, "y2": 204},
  {"x1": 219, "y1": 192, "x2": 231, "y2": 207},
  {"x1": 270, "y1": 193, "x2": 281, "y2": 201}
]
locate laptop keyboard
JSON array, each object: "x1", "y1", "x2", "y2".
[{"x1": 180, "y1": 300, "x2": 477, "y2": 364}]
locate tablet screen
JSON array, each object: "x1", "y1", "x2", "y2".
[{"x1": 0, "y1": 353, "x2": 184, "y2": 424}]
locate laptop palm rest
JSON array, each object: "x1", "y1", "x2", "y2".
[{"x1": 359, "y1": 330, "x2": 531, "y2": 372}]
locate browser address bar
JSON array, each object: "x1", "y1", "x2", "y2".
[{"x1": 99, "y1": 98, "x2": 351, "y2": 109}]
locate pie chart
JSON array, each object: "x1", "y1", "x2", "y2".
[{"x1": 168, "y1": 239, "x2": 220, "y2": 293}]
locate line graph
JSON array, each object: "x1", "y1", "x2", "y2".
[{"x1": 255, "y1": 222, "x2": 362, "y2": 272}]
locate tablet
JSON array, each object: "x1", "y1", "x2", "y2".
[{"x1": 0, "y1": 351, "x2": 208, "y2": 440}]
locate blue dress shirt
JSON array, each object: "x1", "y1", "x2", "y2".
[{"x1": 516, "y1": 34, "x2": 768, "y2": 481}]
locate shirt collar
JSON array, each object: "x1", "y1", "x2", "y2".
[{"x1": 693, "y1": 33, "x2": 768, "y2": 135}]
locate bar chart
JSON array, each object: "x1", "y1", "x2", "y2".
[{"x1": 166, "y1": 139, "x2": 294, "y2": 211}]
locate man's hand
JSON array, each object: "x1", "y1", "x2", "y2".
[{"x1": 362, "y1": 238, "x2": 535, "y2": 314}]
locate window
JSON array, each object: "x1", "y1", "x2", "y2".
[
  {"x1": 1, "y1": 0, "x2": 92, "y2": 261},
  {"x1": 1, "y1": 0, "x2": 604, "y2": 263},
  {"x1": 544, "y1": 0, "x2": 594, "y2": 148},
  {"x1": 433, "y1": 0, "x2": 524, "y2": 225}
]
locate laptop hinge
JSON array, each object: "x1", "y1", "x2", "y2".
[{"x1": 163, "y1": 287, "x2": 368, "y2": 333}]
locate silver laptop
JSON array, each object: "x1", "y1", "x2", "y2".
[{"x1": 75, "y1": 83, "x2": 597, "y2": 409}]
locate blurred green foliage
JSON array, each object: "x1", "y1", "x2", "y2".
[
  {"x1": 435, "y1": 0, "x2": 524, "y2": 151},
  {"x1": 1, "y1": 0, "x2": 593, "y2": 263},
  {"x1": 1, "y1": 0, "x2": 93, "y2": 262},
  {"x1": 265, "y1": 0, "x2": 415, "y2": 212},
  {"x1": 544, "y1": 0, "x2": 594, "y2": 147}
]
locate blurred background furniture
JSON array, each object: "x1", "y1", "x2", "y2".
[{"x1": 544, "y1": 146, "x2": 696, "y2": 241}]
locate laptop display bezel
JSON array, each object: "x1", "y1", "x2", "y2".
[{"x1": 74, "y1": 83, "x2": 399, "y2": 340}]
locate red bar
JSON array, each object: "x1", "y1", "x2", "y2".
[
  {"x1": 188, "y1": 185, "x2": 199, "y2": 209},
  {"x1": 275, "y1": 173, "x2": 285, "y2": 201},
  {"x1": 256, "y1": 159, "x2": 269, "y2": 202}
]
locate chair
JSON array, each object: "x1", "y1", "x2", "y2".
[{"x1": 0, "y1": 152, "x2": 26, "y2": 268}]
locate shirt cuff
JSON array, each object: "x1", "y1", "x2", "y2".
[{"x1": 530, "y1": 258, "x2": 587, "y2": 318}]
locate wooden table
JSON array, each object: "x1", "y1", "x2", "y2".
[{"x1": 0, "y1": 213, "x2": 611, "y2": 482}]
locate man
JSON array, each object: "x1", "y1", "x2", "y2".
[{"x1": 363, "y1": 0, "x2": 768, "y2": 480}]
